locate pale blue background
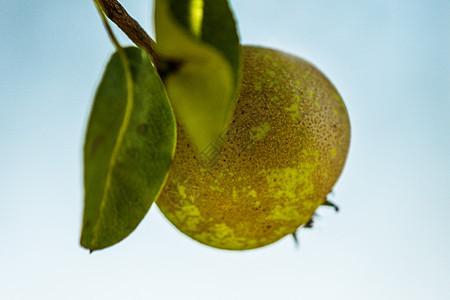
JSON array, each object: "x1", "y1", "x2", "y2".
[{"x1": 1, "y1": 0, "x2": 449, "y2": 299}]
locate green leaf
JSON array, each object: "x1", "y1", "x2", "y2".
[
  {"x1": 154, "y1": 0, "x2": 241, "y2": 156},
  {"x1": 80, "y1": 47, "x2": 176, "y2": 251}
]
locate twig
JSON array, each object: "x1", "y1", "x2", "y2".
[{"x1": 97, "y1": 0, "x2": 159, "y2": 68}]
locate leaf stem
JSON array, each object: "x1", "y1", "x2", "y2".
[
  {"x1": 93, "y1": 0, "x2": 122, "y2": 51},
  {"x1": 96, "y1": 0, "x2": 160, "y2": 69}
]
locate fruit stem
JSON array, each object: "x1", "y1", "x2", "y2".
[{"x1": 95, "y1": 0, "x2": 160, "y2": 69}]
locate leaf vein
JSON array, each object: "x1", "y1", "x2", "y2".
[{"x1": 91, "y1": 50, "x2": 135, "y2": 246}]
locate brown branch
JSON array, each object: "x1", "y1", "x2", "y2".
[{"x1": 97, "y1": 0, "x2": 159, "y2": 68}]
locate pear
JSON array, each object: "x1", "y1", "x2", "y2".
[{"x1": 156, "y1": 46, "x2": 350, "y2": 250}]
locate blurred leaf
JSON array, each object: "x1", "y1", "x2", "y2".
[
  {"x1": 154, "y1": 0, "x2": 241, "y2": 155},
  {"x1": 81, "y1": 47, "x2": 176, "y2": 251}
]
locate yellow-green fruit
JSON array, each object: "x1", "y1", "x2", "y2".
[{"x1": 157, "y1": 46, "x2": 350, "y2": 250}]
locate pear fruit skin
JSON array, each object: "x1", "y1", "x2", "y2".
[{"x1": 156, "y1": 46, "x2": 350, "y2": 250}]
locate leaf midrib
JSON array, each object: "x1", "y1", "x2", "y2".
[{"x1": 90, "y1": 51, "x2": 135, "y2": 248}]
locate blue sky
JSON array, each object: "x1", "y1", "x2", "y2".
[{"x1": 0, "y1": 0, "x2": 449, "y2": 299}]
